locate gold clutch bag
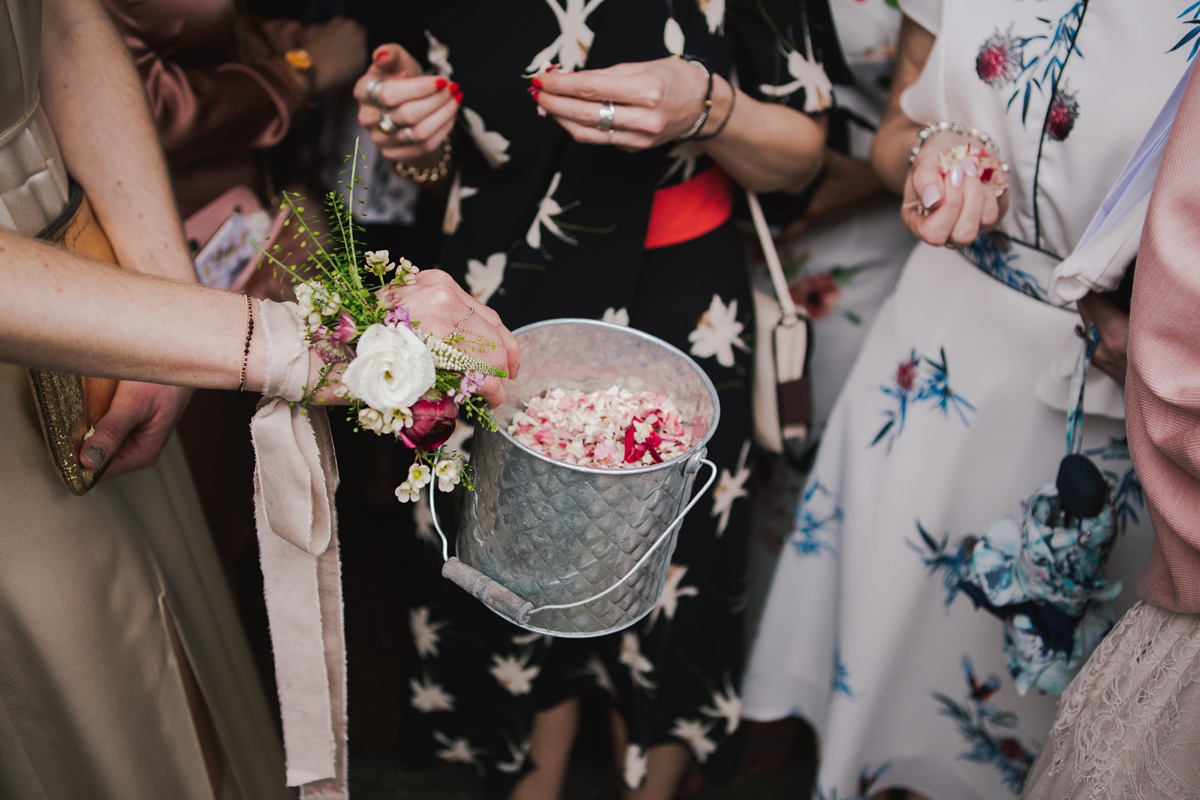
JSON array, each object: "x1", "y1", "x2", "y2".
[{"x1": 30, "y1": 183, "x2": 120, "y2": 495}]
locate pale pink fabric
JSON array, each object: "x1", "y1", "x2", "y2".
[
  {"x1": 251, "y1": 299, "x2": 347, "y2": 799},
  {"x1": 1128, "y1": 65, "x2": 1200, "y2": 615},
  {"x1": 100, "y1": 0, "x2": 310, "y2": 217}
]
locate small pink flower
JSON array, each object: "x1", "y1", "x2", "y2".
[
  {"x1": 399, "y1": 396, "x2": 458, "y2": 450},
  {"x1": 789, "y1": 272, "x2": 843, "y2": 322},
  {"x1": 895, "y1": 358, "x2": 918, "y2": 393},
  {"x1": 976, "y1": 29, "x2": 1023, "y2": 87},
  {"x1": 331, "y1": 312, "x2": 358, "y2": 345},
  {"x1": 1044, "y1": 88, "x2": 1080, "y2": 142}
]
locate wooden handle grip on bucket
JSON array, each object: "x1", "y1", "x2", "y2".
[{"x1": 442, "y1": 557, "x2": 535, "y2": 626}]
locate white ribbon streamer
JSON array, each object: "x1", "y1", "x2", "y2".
[{"x1": 250, "y1": 299, "x2": 347, "y2": 799}]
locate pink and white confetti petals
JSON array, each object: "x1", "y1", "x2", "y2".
[{"x1": 508, "y1": 386, "x2": 696, "y2": 468}]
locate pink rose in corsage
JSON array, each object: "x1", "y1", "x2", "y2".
[{"x1": 258, "y1": 140, "x2": 507, "y2": 504}]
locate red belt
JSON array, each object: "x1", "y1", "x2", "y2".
[{"x1": 644, "y1": 165, "x2": 733, "y2": 250}]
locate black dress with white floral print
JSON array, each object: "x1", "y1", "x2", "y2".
[{"x1": 365, "y1": 1, "x2": 849, "y2": 794}]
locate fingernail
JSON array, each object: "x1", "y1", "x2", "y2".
[
  {"x1": 963, "y1": 159, "x2": 978, "y2": 178},
  {"x1": 84, "y1": 445, "x2": 106, "y2": 469},
  {"x1": 448, "y1": 82, "x2": 460, "y2": 94},
  {"x1": 950, "y1": 163, "x2": 965, "y2": 188},
  {"x1": 530, "y1": 88, "x2": 539, "y2": 100},
  {"x1": 531, "y1": 77, "x2": 543, "y2": 89},
  {"x1": 435, "y1": 78, "x2": 447, "y2": 90},
  {"x1": 454, "y1": 91, "x2": 464, "y2": 104},
  {"x1": 921, "y1": 185, "x2": 941, "y2": 208},
  {"x1": 374, "y1": 50, "x2": 389, "y2": 64}
]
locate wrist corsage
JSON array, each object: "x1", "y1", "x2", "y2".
[{"x1": 261, "y1": 141, "x2": 505, "y2": 503}]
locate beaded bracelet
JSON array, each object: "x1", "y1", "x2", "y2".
[
  {"x1": 695, "y1": 79, "x2": 737, "y2": 142},
  {"x1": 678, "y1": 56, "x2": 714, "y2": 141},
  {"x1": 910, "y1": 121, "x2": 1007, "y2": 171},
  {"x1": 238, "y1": 294, "x2": 254, "y2": 392},
  {"x1": 395, "y1": 138, "x2": 453, "y2": 184}
]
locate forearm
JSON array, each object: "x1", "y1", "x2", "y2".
[
  {"x1": 872, "y1": 114, "x2": 922, "y2": 195},
  {"x1": 0, "y1": 231, "x2": 252, "y2": 389},
  {"x1": 699, "y1": 78, "x2": 826, "y2": 194},
  {"x1": 39, "y1": 0, "x2": 195, "y2": 283},
  {"x1": 869, "y1": 16, "x2": 936, "y2": 195}
]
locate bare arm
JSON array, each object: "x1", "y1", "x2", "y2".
[
  {"x1": 40, "y1": 0, "x2": 194, "y2": 283},
  {"x1": 870, "y1": 16, "x2": 936, "y2": 194}
]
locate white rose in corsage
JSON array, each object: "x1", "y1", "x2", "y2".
[
  {"x1": 341, "y1": 323, "x2": 436, "y2": 414},
  {"x1": 259, "y1": 138, "x2": 507, "y2": 503}
]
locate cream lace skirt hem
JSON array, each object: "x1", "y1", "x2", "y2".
[{"x1": 1022, "y1": 601, "x2": 1200, "y2": 799}]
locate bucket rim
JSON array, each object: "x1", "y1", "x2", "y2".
[{"x1": 493, "y1": 318, "x2": 722, "y2": 477}]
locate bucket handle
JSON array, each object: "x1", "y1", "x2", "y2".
[{"x1": 429, "y1": 459, "x2": 718, "y2": 622}]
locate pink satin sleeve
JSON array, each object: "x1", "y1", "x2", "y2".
[
  {"x1": 1127, "y1": 65, "x2": 1200, "y2": 614},
  {"x1": 113, "y1": 18, "x2": 307, "y2": 173}
]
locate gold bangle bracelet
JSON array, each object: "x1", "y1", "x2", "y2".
[{"x1": 395, "y1": 139, "x2": 453, "y2": 184}]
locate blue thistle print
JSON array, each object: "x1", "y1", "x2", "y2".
[
  {"x1": 816, "y1": 763, "x2": 890, "y2": 800},
  {"x1": 1172, "y1": 1, "x2": 1200, "y2": 60},
  {"x1": 965, "y1": 233, "x2": 1048, "y2": 301},
  {"x1": 832, "y1": 648, "x2": 855, "y2": 698},
  {"x1": 908, "y1": 521, "x2": 975, "y2": 606},
  {"x1": 932, "y1": 656, "x2": 1036, "y2": 794},
  {"x1": 872, "y1": 349, "x2": 975, "y2": 451},
  {"x1": 1084, "y1": 437, "x2": 1146, "y2": 533},
  {"x1": 1002, "y1": 3, "x2": 1086, "y2": 125},
  {"x1": 791, "y1": 480, "x2": 842, "y2": 558}
]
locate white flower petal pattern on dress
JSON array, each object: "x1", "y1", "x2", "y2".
[
  {"x1": 442, "y1": 169, "x2": 479, "y2": 235},
  {"x1": 710, "y1": 439, "x2": 751, "y2": 536},
  {"x1": 697, "y1": 0, "x2": 725, "y2": 34},
  {"x1": 461, "y1": 107, "x2": 512, "y2": 169},
  {"x1": 700, "y1": 677, "x2": 742, "y2": 735},
  {"x1": 759, "y1": 48, "x2": 833, "y2": 113},
  {"x1": 433, "y1": 730, "x2": 484, "y2": 771},
  {"x1": 601, "y1": 307, "x2": 630, "y2": 326},
  {"x1": 526, "y1": 171, "x2": 577, "y2": 250},
  {"x1": 496, "y1": 735, "x2": 532, "y2": 774},
  {"x1": 664, "y1": 17, "x2": 686, "y2": 56},
  {"x1": 646, "y1": 564, "x2": 699, "y2": 631},
  {"x1": 410, "y1": 676, "x2": 456, "y2": 713},
  {"x1": 410, "y1": 606, "x2": 448, "y2": 658},
  {"x1": 583, "y1": 653, "x2": 617, "y2": 696},
  {"x1": 670, "y1": 718, "x2": 718, "y2": 763},
  {"x1": 661, "y1": 141, "x2": 701, "y2": 185},
  {"x1": 466, "y1": 252, "x2": 507, "y2": 304},
  {"x1": 524, "y1": 0, "x2": 608, "y2": 72},
  {"x1": 688, "y1": 294, "x2": 749, "y2": 368},
  {"x1": 425, "y1": 30, "x2": 453, "y2": 78},
  {"x1": 623, "y1": 743, "x2": 649, "y2": 790},
  {"x1": 488, "y1": 651, "x2": 541, "y2": 695},
  {"x1": 619, "y1": 631, "x2": 657, "y2": 690}
]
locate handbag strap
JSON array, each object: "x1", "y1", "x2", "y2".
[
  {"x1": 1065, "y1": 325, "x2": 1101, "y2": 456},
  {"x1": 745, "y1": 190, "x2": 803, "y2": 328}
]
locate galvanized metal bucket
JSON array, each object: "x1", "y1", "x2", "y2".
[{"x1": 431, "y1": 319, "x2": 719, "y2": 638}]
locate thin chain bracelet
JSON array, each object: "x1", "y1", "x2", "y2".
[
  {"x1": 238, "y1": 294, "x2": 254, "y2": 392},
  {"x1": 395, "y1": 138, "x2": 453, "y2": 184},
  {"x1": 910, "y1": 120, "x2": 1008, "y2": 171}
]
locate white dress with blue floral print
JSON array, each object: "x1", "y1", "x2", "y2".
[{"x1": 743, "y1": 2, "x2": 1195, "y2": 799}]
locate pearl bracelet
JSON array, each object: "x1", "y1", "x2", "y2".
[{"x1": 910, "y1": 121, "x2": 1007, "y2": 171}]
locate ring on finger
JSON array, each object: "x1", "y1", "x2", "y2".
[
  {"x1": 366, "y1": 79, "x2": 384, "y2": 107},
  {"x1": 401, "y1": 126, "x2": 418, "y2": 145},
  {"x1": 378, "y1": 111, "x2": 398, "y2": 135},
  {"x1": 596, "y1": 101, "x2": 615, "y2": 132}
]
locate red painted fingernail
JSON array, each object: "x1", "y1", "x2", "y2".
[
  {"x1": 448, "y1": 82, "x2": 460, "y2": 94},
  {"x1": 435, "y1": 78, "x2": 447, "y2": 90},
  {"x1": 531, "y1": 77, "x2": 543, "y2": 89},
  {"x1": 454, "y1": 91, "x2": 464, "y2": 104},
  {"x1": 374, "y1": 50, "x2": 389, "y2": 64},
  {"x1": 530, "y1": 89, "x2": 539, "y2": 99}
]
